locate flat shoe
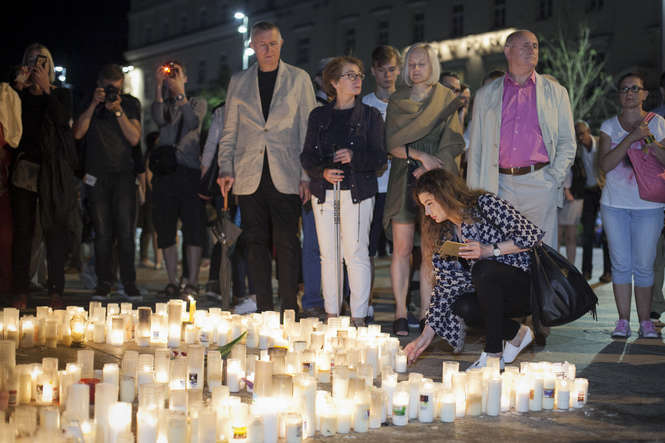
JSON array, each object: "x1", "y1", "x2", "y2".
[
  {"x1": 503, "y1": 325, "x2": 533, "y2": 363},
  {"x1": 393, "y1": 318, "x2": 409, "y2": 336}
]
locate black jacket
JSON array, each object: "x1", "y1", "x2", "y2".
[{"x1": 300, "y1": 98, "x2": 386, "y2": 203}]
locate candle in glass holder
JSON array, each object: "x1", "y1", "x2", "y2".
[
  {"x1": 284, "y1": 412, "x2": 302, "y2": 443},
  {"x1": 572, "y1": 378, "x2": 588, "y2": 408},
  {"x1": 419, "y1": 381, "x2": 435, "y2": 423},
  {"x1": 395, "y1": 350, "x2": 407, "y2": 373},
  {"x1": 119, "y1": 376, "x2": 135, "y2": 403},
  {"x1": 4, "y1": 308, "x2": 19, "y2": 348},
  {"x1": 44, "y1": 319, "x2": 58, "y2": 349},
  {"x1": 319, "y1": 400, "x2": 337, "y2": 436},
  {"x1": 254, "y1": 359, "x2": 273, "y2": 398},
  {"x1": 103, "y1": 363, "x2": 120, "y2": 389},
  {"x1": 20, "y1": 317, "x2": 35, "y2": 348},
  {"x1": 466, "y1": 371, "x2": 482, "y2": 416},
  {"x1": 154, "y1": 349, "x2": 170, "y2": 384},
  {"x1": 332, "y1": 366, "x2": 349, "y2": 399},
  {"x1": 77, "y1": 350, "x2": 94, "y2": 379},
  {"x1": 66, "y1": 383, "x2": 90, "y2": 422},
  {"x1": 135, "y1": 307, "x2": 151, "y2": 347},
  {"x1": 207, "y1": 350, "x2": 223, "y2": 389},
  {"x1": 353, "y1": 391, "x2": 370, "y2": 433},
  {"x1": 516, "y1": 375, "x2": 530, "y2": 413},
  {"x1": 529, "y1": 375, "x2": 544, "y2": 411},
  {"x1": 109, "y1": 316, "x2": 124, "y2": 346},
  {"x1": 543, "y1": 374, "x2": 555, "y2": 410},
  {"x1": 137, "y1": 407, "x2": 157, "y2": 443},
  {"x1": 167, "y1": 300, "x2": 183, "y2": 348},
  {"x1": 391, "y1": 390, "x2": 409, "y2": 426},
  {"x1": 226, "y1": 358, "x2": 243, "y2": 393},
  {"x1": 382, "y1": 372, "x2": 397, "y2": 418},
  {"x1": 439, "y1": 390, "x2": 456, "y2": 422},
  {"x1": 486, "y1": 376, "x2": 501, "y2": 416},
  {"x1": 69, "y1": 313, "x2": 86, "y2": 347},
  {"x1": 555, "y1": 378, "x2": 570, "y2": 411},
  {"x1": 108, "y1": 401, "x2": 132, "y2": 443},
  {"x1": 335, "y1": 400, "x2": 352, "y2": 434},
  {"x1": 294, "y1": 376, "x2": 316, "y2": 438}
]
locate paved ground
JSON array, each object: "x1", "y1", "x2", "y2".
[{"x1": 14, "y1": 247, "x2": 665, "y2": 442}]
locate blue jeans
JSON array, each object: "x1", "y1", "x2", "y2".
[
  {"x1": 302, "y1": 206, "x2": 324, "y2": 309},
  {"x1": 600, "y1": 205, "x2": 664, "y2": 287}
]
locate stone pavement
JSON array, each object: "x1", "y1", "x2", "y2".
[{"x1": 13, "y1": 248, "x2": 665, "y2": 442}]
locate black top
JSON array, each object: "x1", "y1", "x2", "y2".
[
  {"x1": 328, "y1": 108, "x2": 353, "y2": 190},
  {"x1": 18, "y1": 87, "x2": 72, "y2": 164},
  {"x1": 301, "y1": 98, "x2": 387, "y2": 204},
  {"x1": 79, "y1": 94, "x2": 141, "y2": 177},
  {"x1": 258, "y1": 67, "x2": 278, "y2": 121}
]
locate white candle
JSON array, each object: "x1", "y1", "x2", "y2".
[
  {"x1": 66, "y1": 383, "x2": 90, "y2": 422},
  {"x1": 486, "y1": 377, "x2": 501, "y2": 416},
  {"x1": 137, "y1": 407, "x2": 157, "y2": 443},
  {"x1": 395, "y1": 351, "x2": 407, "y2": 373},
  {"x1": 543, "y1": 375, "x2": 555, "y2": 410},
  {"x1": 319, "y1": 402, "x2": 336, "y2": 437},
  {"x1": 109, "y1": 316, "x2": 124, "y2": 346},
  {"x1": 20, "y1": 317, "x2": 35, "y2": 348},
  {"x1": 382, "y1": 373, "x2": 397, "y2": 418},
  {"x1": 284, "y1": 413, "x2": 302, "y2": 443},
  {"x1": 167, "y1": 300, "x2": 183, "y2": 348},
  {"x1": 207, "y1": 350, "x2": 223, "y2": 389},
  {"x1": 103, "y1": 363, "x2": 120, "y2": 389},
  {"x1": 516, "y1": 376, "x2": 530, "y2": 413},
  {"x1": 556, "y1": 379, "x2": 570, "y2": 411},
  {"x1": 391, "y1": 391, "x2": 409, "y2": 426},
  {"x1": 119, "y1": 376, "x2": 135, "y2": 403},
  {"x1": 439, "y1": 392, "x2": 456, "y2": 422},
  {"x1": 529, "y1": 376, "x2": 544, "y2": 411},
  {"x1": 167, "y1": 411, "x2": 187, "y2": 442},
  {"x1": 93, "y1": 323, "x2": 105, "y2": 343},
  {"x1": 353, "y1": 392, "x2": 370, "y2": 433},
  {"x1": 226, "y1": 358, "x2": 243, "y2": 393},
  {"x1": 77, "y1": 350, "x2": 94, "y2": 379},
  {"x1": 336, "y1": 400, "x2": 352, "y2": 434},
  {"x1": 572, "y1": 378, "x2": 589, "y2": 408},
  {"x1": 418, "y1": 381, "x2": 435, "y2": 423},
  {"x1": 294, "y1": 376, "x2": 316, "y2": 438}
]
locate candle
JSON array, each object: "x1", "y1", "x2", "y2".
[
  {"x1": 395, "y1": 350, "x2": 407, "y2": 373},
  {"x1": 226, "y1": 358, "x2": 243, "y2": 393},
  {"x1": 284, "y1": 412, "x2": 302, "y2": 443},
  {"x1": 70, "y1": 313, "x2": 86, "y2": 346},
  {"x1": 77, "y1": 350, "x2": 94, "y2": 379},
  {"x1": 382, "y1": 373, "x2": 397, "y2": 418},
  {"x1": 391, "y1": 391, "x2": 409, "y2": 426},
  {"x1": 294, "y1": 376, "x2": 316, "y2": 438},
  {"x1": 516, "y1": 376, "x2": 530, "y2": 413},
  {"x1": 184, "y1": 324, "x2": 197, "y2": 344},
  {"x1": 103, "y1": 363, "x2": 120, "y2": 389},
  {"x1": 119, "y1": 376, "x2": 135, "y2": 403},
  {"x1": 318, "y1": 401, "x2": 336, "y2": 437},
  {"x1": 555, "y1": 378, "x2": 570, "y2": 411},
  {"x1": 44, "y1": 319, "x2": 57, "y2": 349},
  {"x1": 465, "y1": 371, "x2": 482, "y2": 417},
  {"x1": 187, "y1": 345, "x2": 205, "y2": 391},
  {"x1": 66, "y1": 383, "x2": 90, "y2": 422},
  {"x1": 170, "y1": 356, "x2": 187, "y2": 391},
  {"x1": 40, "y1": 406, "x2": 60, "y2": 431},
  {"x1": 542, "y1": 374, "x2": 555, "y2": 410},
  {"x1": 335, "y1": 400, "x2": 352, "y2": 434},
  {"x1": 332, "y1": 367, "x2": 349, "y2": 399},
  {"x1": 207, "y1": 350, "x2": 223, "y2": 389},
  {"x1": 439, "y1": 391, "x2": 456, "y2": 422},
  {"x1": 486, "y1": 377, "x2": 501, "y2": 416},
  {"x1": 167, "y1": 300, "x2": 183, "y2": 348},
  {"x1": 369, "y1": 387, "x2": 385, "y2": 428},
  {"x1": 316, "y1": 352, "x2": 331, "y2": 383},
  {"x1": 109, "y1": 316, "x2": 124, "y2": 346},
  {"x1": 529, "y1": 375, "x2": 544, "y2": 411},
  {"x1": 353, "y1": 392, "x2": 370, "y2": 433},
  {"x1": 254, "y1": 359, "x2": 273, "y2": 398},
  {"x1": 154, "y1": 349, "x2": 170, "y2": 384},
  {"x1": 167, "y1": 410, "x2": 187, "y2": 442},
  {"x1": 4, "y1": 308, "x2": 19, "y2": 348},
  {"x1": 95, "y1": 382, "x2": 118, "y2": 440},
  {"x1": 20, "y1": 317, "x2": 35, "y2": 348},
  {"x1": 108, "y1": 402, "x2": 132, "y2": 443},
  {"x1": 419, "y1": 381, "x2": 435, "y2": 423},
  {"x1": 137, "y1": 407, "x2": 158, "y2": 443},
  {"x1": 407, "y1": 373, "x2": 422, "y2": 419},
  {"x1": 572, "y1": 378, "x2": 588, "y2": 408},
  {"x1": 257, "y1": 397, "x2": 279, "y2": 443},
  {"x1": 136, "y1": 307, "x2": 151, "y2": 347}
]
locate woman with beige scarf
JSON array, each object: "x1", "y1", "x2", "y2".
[{"x1": 384, "y1": 43, "x2": 465, "y2": 336}]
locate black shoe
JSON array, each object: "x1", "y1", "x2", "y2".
[
  {"x1": 93, "y1": 282, "x2": 112, "y2": 300},
  {"x1": 159, "y1": 283, "x2": 180, "y2": 300},
  {"x1": 535, "y1": 331, "x2": 547, "y2": 346},
  {"x1": 393, "y1": 318, "x2": 409, "y2": 336},
  {"x1": 181, "y1": 284, "x2": 199, "y2": 300},
  {"x1": 651, "y1": 311, "x2": 662, "y2": 321},
  {"x1": 599, "y1": 273, "x2": 612, "y2": 283},
  {"x1": 124, "y1": 283, "x2": 142, "y2": 301}
]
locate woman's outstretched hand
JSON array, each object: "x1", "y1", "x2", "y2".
[{"x1": 404, "y1": 324, "x2": 436, "y2": 366}]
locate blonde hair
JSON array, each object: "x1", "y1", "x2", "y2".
[
  {"x1": 402, "y1": 43, "x2": 440, "y2": 87},
  {"x1": 22, "y1": 43, "x2": 55, "y2": 83}
]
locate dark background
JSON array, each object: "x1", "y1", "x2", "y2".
[{"x1": 0, "y1": 0, "x2": 130, "y2": 104}]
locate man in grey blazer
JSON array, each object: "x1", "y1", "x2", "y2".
[
  {"x1": 217, "y1": 21, "x2": 317, "y2": 313},
  {"x1": 467, "y1": 29, "x2": 576, "y2": 248}
]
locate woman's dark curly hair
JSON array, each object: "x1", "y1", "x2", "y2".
[{"x1": 414, "y1": 168, "x2": 486, "y2": 254}]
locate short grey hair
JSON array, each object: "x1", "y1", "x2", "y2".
[
  {"x1": 250, "y1": 21, "x2": 282, "y2": 42},
  {"x1": 402, "y1": 43, "x2": 440, "y2": 87},
  {"x1": 504, "y1": 29, "x2": 537, "y2": 48}
]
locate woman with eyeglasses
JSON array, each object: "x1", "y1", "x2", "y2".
[
  {"x1": 599, "y1": 72, "x2": 665, "y2": 339},
  {"x1": 383, "y1": 43, "x2": 465, "y2": 337},
  {"x1": 301, "y1": 56, "x2": 387, "y2": 327}
]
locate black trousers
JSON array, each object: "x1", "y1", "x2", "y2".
[
  {"x1": 87, "y1": 172, "x2": 137, "y2": 287},
  {"x1": 11, "y1": 187, "x2": 68, "y2": 295},
  {"x1": 238, "y1": 158, "x2": 301, "y2": 312},
  {"x1": 581, "y1": 186, "x2": 611, "y2": 276},
  {"x1": 452, "y1": 260, "x2": 531, "y2": 353}
]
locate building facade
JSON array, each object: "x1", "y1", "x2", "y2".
[{"x1": 125, "y1": 0, "x2": 665, "y2": 131}]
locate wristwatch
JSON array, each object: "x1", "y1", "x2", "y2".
[
  {"x1": 492, "y1": 243, "x2": 501, "y2": 257},
  {"x1": 175, "y1": 94, "x2": 185, "y2": 102},
  {"x1": 114, "y1": 110, "x2": 123, "y2": 118}
]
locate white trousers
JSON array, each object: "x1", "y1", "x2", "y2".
[
  {"x1": 312, "y1": 190, "x2": 374, "y2": 318},
  {"x1": 498, "y1": 168, "x2": 558, "y2": 248}
]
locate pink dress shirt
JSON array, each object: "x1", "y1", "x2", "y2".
[{"x1": 499, "y1": 72, "x2": 550, "y2": 168}]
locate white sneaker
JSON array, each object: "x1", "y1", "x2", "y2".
[
  {"x1": 233, "y1": 296, "x2": 257, "y2": 315},
  {"x1": 503, "y1": 325, "x2": 534, "y2": 363},
  {"x1": 466, "y1": 352, "x2": 505, "y2": 371}
]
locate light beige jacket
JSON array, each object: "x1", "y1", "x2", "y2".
[
  {"x1": 218, "y1": 60, "x2": 317, "y2": 195},
  {"x1": 466, "y1": 73, "x2": 576, "y2": 205}
]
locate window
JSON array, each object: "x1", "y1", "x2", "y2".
[
  {"x1": 297, "y1": 37, "x2": 311, "y2": 65},
  {"x1": 377, "y1": 20, "x2": 389, "y2": 45},
  {"x1": 493, "y1": 0, "x2": 506, "y2": 28},
  {"x1": 198, "y1": 60, "x2": 207, "y2": 85},
  {"x1": 344, "y1": 28, "x2": 356, "y2": 55},
  {"x1": 451, "y1": 4, "x2": 464, "y2": 37},
  {"x1": 413, "y1": 12, "x2": 425, "y2": 43},
  {"x1": 200, "y1": 7, "x2": 207, "y2": 28},
  {"x1": 538, "y1": 0, "x2": 552, "y2": 20}
]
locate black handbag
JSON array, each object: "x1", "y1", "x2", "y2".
[
  {"x1": 529, "y1": 243, "x2": 598, "y2": 327},
  {"x1": 149, "y1": 114, "x2": 183, "y2": 176}
]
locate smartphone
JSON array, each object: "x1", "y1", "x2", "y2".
[
  {"x1": 438, "y1": 241, "x2": 466, "y2": 257},
  {"x1": 31, "y1": 55, "x2": 47, "y2": 69}
]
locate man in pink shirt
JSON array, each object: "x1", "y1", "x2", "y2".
[{"x1": 467, "y1": 30, "x2": 576, "y2": 248}]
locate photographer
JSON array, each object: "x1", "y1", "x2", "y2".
[
  {"x1": 11, "y1": 43, "x2": 76, "y2": 309},
  {"x1": 151, "y1": 60, "x2": 207, "y2": 299},
  {"x1": 73, "y1": 64, "x2": 142, "y2": 299}
]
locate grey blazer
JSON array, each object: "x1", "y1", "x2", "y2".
[{"x1": 217, "y1": 60, "x2": 317, "y2": 195}]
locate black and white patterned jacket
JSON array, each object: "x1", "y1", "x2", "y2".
[{"x1": 426, "y1": 193, "x2": 544, "y2": 349}]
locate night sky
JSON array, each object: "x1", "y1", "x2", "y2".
[{"x1": 0, "y1": 0, "x2": 130, "y2": 103}]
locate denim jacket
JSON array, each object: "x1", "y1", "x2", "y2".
[{"x1": 300, "y1": 98, "x2": 387, "y2": 203}]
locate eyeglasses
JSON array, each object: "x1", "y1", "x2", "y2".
[
  {"x1": 619, "y1": 85, "x2": 646, "y2": 94},
  {"x1": 339, "y1": 72, "x2": 365, "y2": 81}
]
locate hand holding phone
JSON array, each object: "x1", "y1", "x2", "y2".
[{"x1": 438, "y1": 241, "x2": 465, "y2": 257}]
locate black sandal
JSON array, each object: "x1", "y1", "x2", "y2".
[
  {"x1": 160, "y1": 283, "x2": 180, "y2": 299},
  {"x1": 393, "y1": 317, "x2": 409, "y2": 336}
]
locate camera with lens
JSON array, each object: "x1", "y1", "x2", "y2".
[
  {"x1": 162, "y1": 62, "x2": 178, "y2": 79},
  {"x1": 104, "y1": 85, "x2": 119, "y2": 103}
]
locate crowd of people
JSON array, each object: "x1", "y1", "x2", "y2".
[{"x1": 2, "y1": 24, "x2": 665, "y2": 367}]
